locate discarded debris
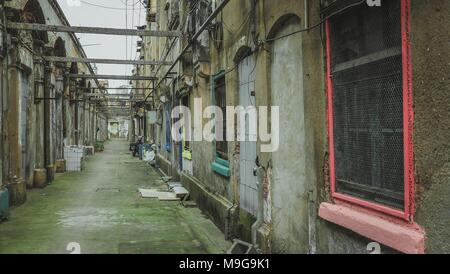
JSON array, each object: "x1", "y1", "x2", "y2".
[
  {"x1": 172, "y1": 186, "x2": 189, "y2": 199},
  {"x1": 167, "y1": 182, "x2": 182, "y2": 190},
  {"x1": 138, "y1": 188, "x2": 180, "y2": 201},
  {"x1": 138, "y1": 188, "x2": 163, "y2": 198}
]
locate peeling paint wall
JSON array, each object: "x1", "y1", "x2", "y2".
[
  {"x1": 150, "y1": 0, "x2": 325, "y2": 252},
  {"x1": 316, "y1": 0, "x2": 450, "y2": 254},
  {"x1": 411, "y1": 0, "x2": 450, "y2": 254}
]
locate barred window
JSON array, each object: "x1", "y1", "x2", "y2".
[{"x1": 327, "y1": 0, "x2": 407, "y2": 210}]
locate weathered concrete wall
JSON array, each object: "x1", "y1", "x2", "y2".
[
  {"x1": 316, "y1": 0, "x2": 450, "y2": 254},
  {"x1": 2, "y1": 0, "x2": 104, "y2": 205},
  {"x1": 412, "y1": 0, "x2": 450, "y2": 254},
  {"x1": 149, "y1": 0, "x2": 449, "y2": 254},
  {"x1": 151, "y1": 0, "x2": 326, "y2": 252}
]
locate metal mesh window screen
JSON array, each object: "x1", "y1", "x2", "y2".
[{"x1": 329, "y1": 1, "x2": 404, "y2": 209}]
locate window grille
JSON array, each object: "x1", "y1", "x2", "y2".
[{"x1": 328, "y1": 0, "x2": 405, "y2": 210}]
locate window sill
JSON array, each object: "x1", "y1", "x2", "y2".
[{"x1": 319, "y1": 202, "x2": 425, "y2": 254}]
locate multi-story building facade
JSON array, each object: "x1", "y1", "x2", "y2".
[
  {"x1": 0, "y1": 0, "x2": 108, "y2": 206},
  {"x1": 136, "y1": 0, "x2": 449, "y2": 254}
]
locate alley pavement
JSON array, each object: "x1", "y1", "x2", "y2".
[{"x1": 0, "y1": 140, "x2": 230, "y2": 254}]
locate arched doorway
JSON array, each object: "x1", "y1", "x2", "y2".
[
  {"x1": 269, "y1": 15, "x2": 313, "y2": 253},
  {"x1": 23, "y1": 0, "x2": 49, "y2": 44}
]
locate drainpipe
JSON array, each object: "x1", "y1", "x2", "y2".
[{"x1": 251, "y1": 165, "x2": 264, "y2": 250}]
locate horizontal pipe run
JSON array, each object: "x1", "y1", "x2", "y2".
[{"x1": 68, "y1": 74, "x2": 157, "y2": 81}]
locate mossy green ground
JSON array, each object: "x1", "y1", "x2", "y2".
[{"x1": 0, "y1": 140, "x2": 230, "y2": 254}]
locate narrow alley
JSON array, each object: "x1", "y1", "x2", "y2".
[
  {"x1": 0, "y1": 0, "x2": 449, "y2": 258},
  {"x1": 0, "y1": 140, "x2": 229, "y2": 254}
]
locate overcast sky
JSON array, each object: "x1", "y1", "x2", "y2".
[{"x1": 57, "y1": 0, "x2": 146, "y2": 88}]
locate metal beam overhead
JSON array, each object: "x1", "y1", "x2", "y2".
[
  {"x1": 6, "y1": 22, "x2": 180, "y2": 37},
  {"x1": 85, "y1": 93, "x2": 133, "y2": 97},
  {"x1": 41, "y1": 56, "x2": 172, "y2": 66},
  {"x1": 82, "y1": 87, "x2": 151, "y2": 90},
  {"x1": 68, "y1": 74, "x2": 157, "y2": 81}
]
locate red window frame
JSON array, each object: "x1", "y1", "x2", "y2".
[{"x1": 325, "y1": 0, "x2": 414, "y2": 222}]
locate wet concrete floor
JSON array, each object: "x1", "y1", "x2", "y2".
[{"x1": 0, "y1": 140, "x2": 230, "y2": 254}]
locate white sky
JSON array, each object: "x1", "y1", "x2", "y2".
[{"x1": 57, "y1": 0, "x2": 146, "y2": 88}]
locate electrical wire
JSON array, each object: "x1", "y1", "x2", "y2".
[
  {"x1": 119, "y1": 0, "x2": 143, "y2": 7},
  {"x1": 77, "y1": 0, "x2": 143, "y2": 14},
  {"x1": 264, "y1": 0, "x2": 366, "y2": 42},
  {"x1": 138, "y1": 0, "x2": 367, "y2": 105}
]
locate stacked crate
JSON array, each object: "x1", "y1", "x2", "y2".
[{"x1": 64, "y1": 146, "x2": 85, "y2": 172}]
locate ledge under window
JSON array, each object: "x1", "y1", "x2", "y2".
[
  {"x1": 319, "y1": 202, "x2": 425, "y2": 254},
  {"x1": 211, "y1": 157, "x2": 230, "y2": 178}
]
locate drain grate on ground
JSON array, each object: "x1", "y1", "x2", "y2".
[{"x1": 96, "y1": 188, "x2": 121, "y2": 193}]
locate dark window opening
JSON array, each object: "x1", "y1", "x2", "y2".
[
  {"x1": 214, "y1": 74, "x2": 228, "y2": 161},
  {"x1": 181, "y1": 94, "x2": 190, "y2": 150}
]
